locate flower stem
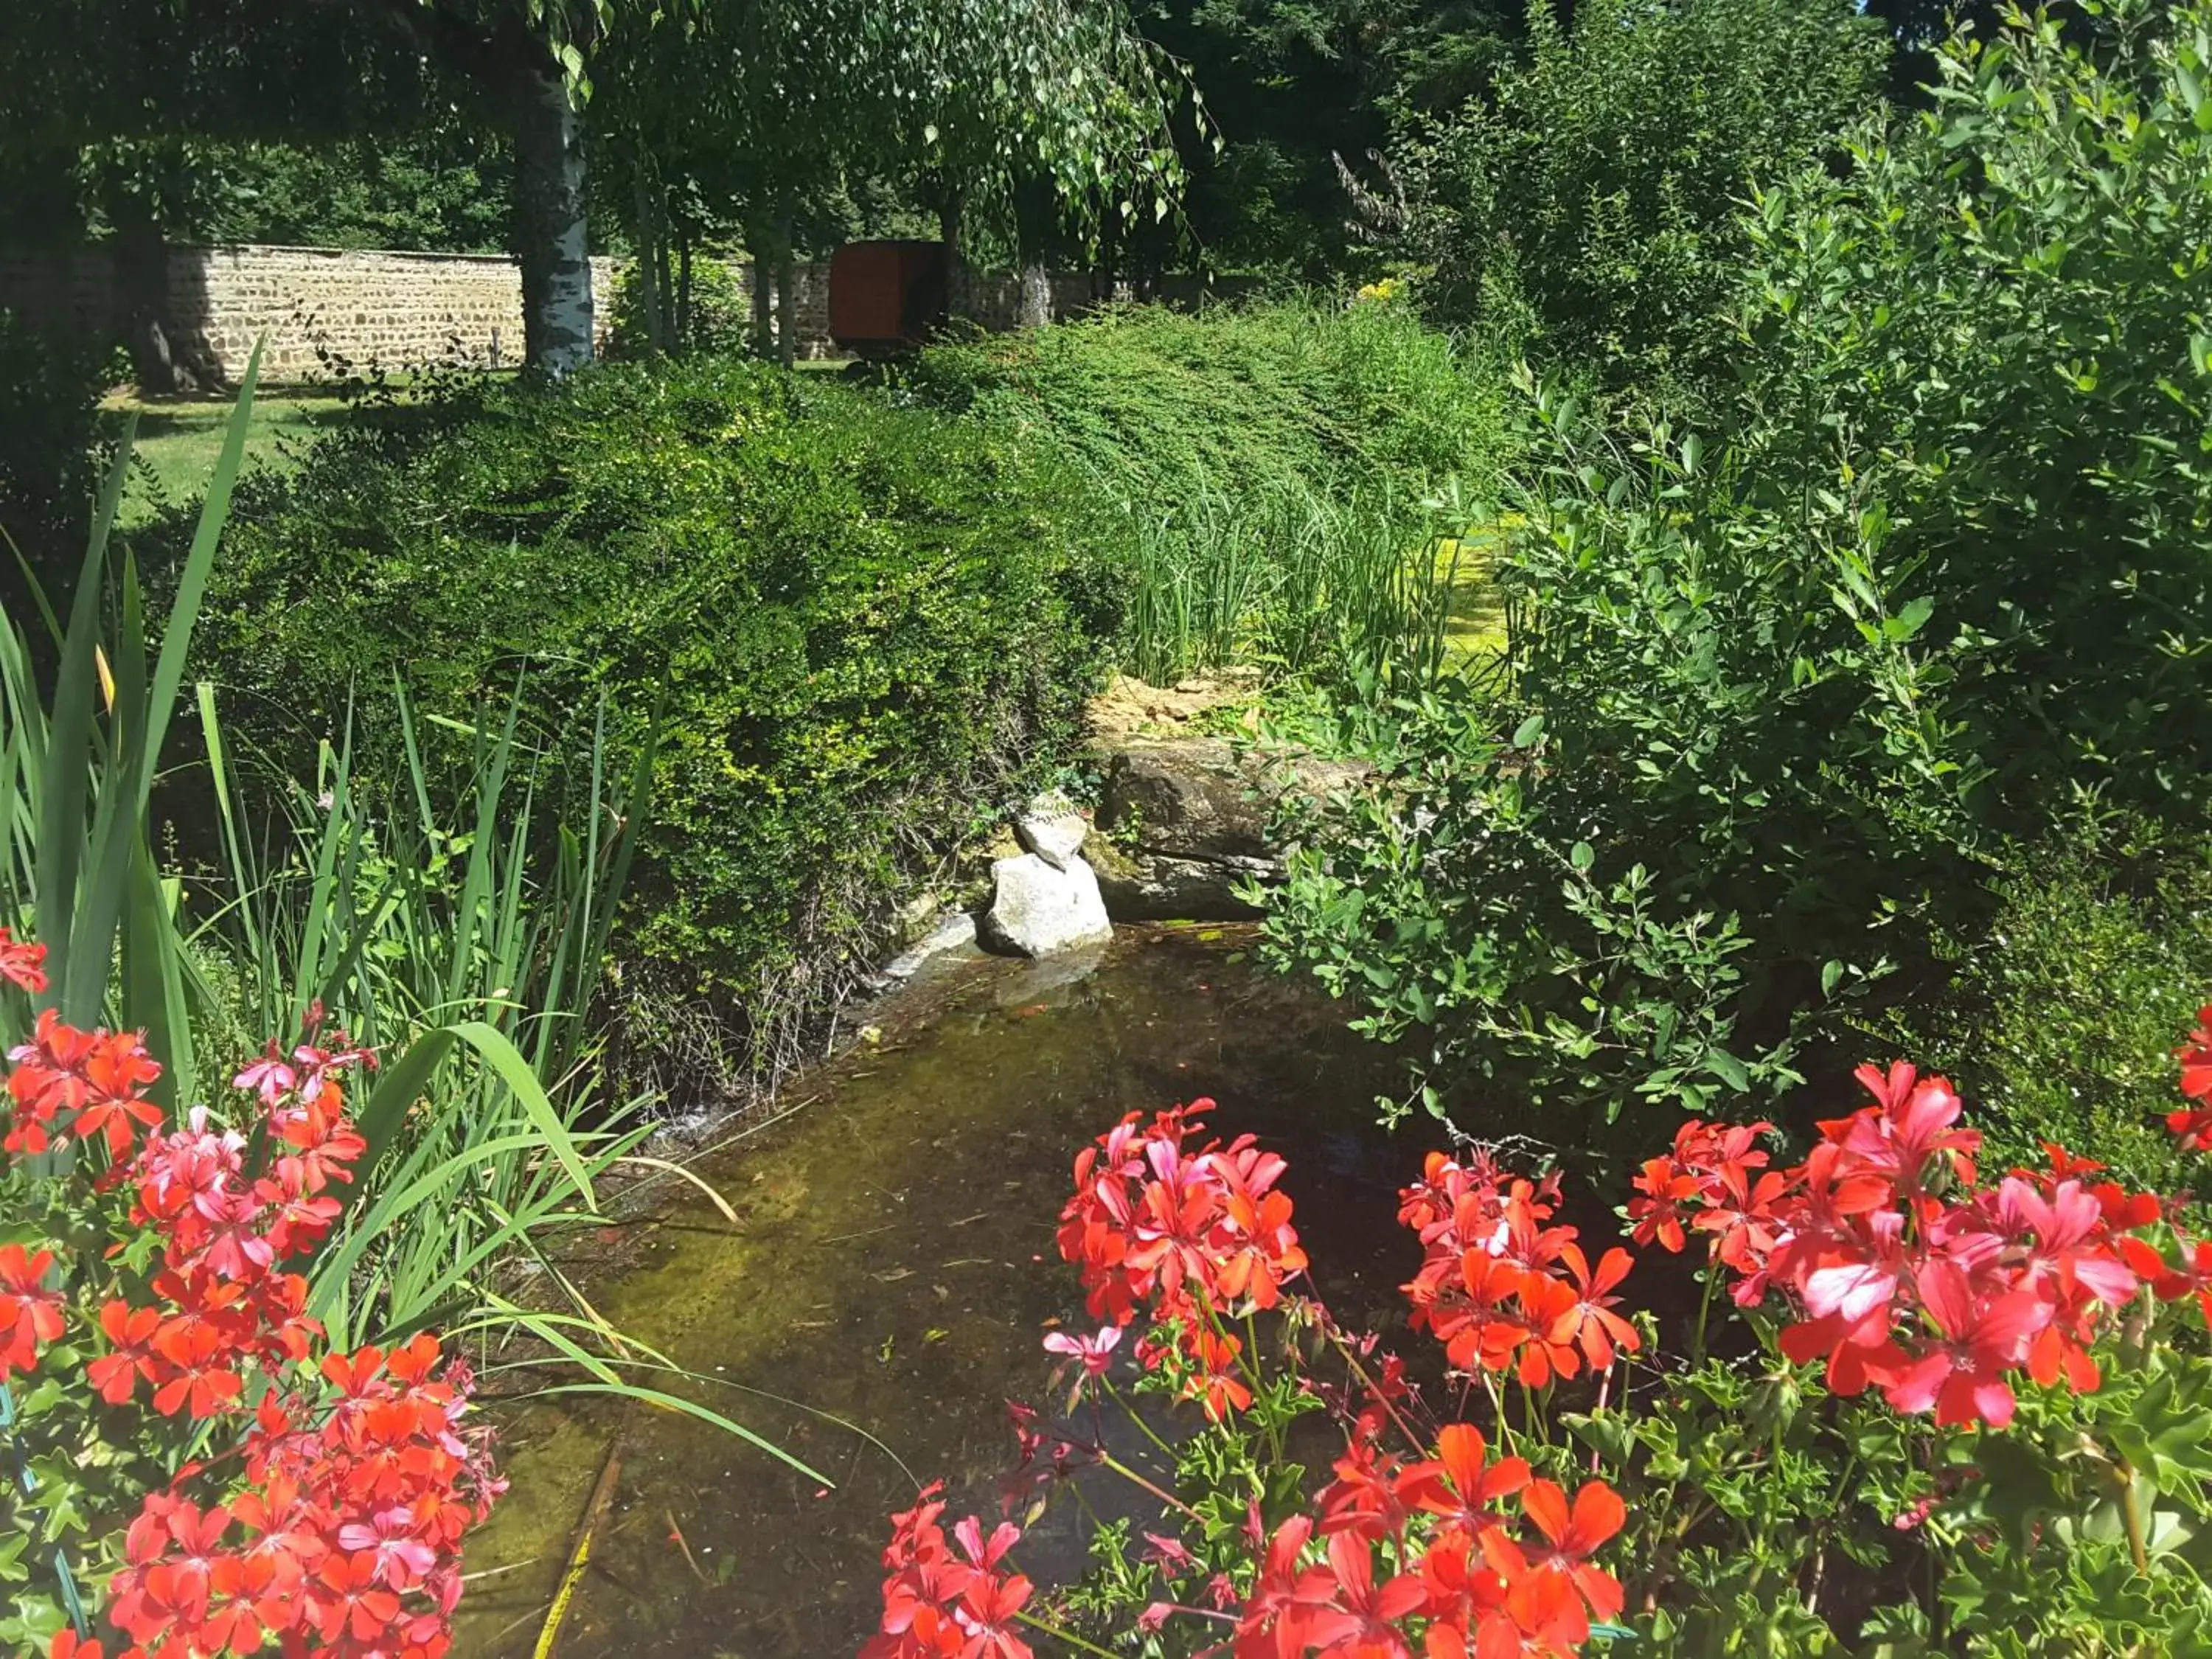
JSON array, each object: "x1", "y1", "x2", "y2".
[
  {"x1": 1098, "y1": 1450, "x2": 1202, "y2": 1520},
  {"x1": 1015, "y1": 1609, "x2": 1122, "y2": 1658},
  {"x1": 1326, "y1": 1333, "x2": 1429, "y2": 1458},
  {"x1": 1689, "y1": 1254, "x2": 1720, "y2": 1366},
  {"x1": 1102, "y1": 1374, "x2": 1180, "y2": 1466}
]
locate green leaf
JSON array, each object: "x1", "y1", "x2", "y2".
[
  {"x1": 1512, "y1": 714, "x2": 1546, "y2": 748},
  {"x1": 445, "y1": 1018, "x2": 596, "y2": 1198},
  {"x1": 1882, "y1": 595, "x2": 1935, "y2": 642},
  {"x1": 1705, "y1": 1050, "x2": 1752, "y2": 1093}
]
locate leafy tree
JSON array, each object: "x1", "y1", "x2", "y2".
[
  {"x1": 1267, "y1": 0, "x2": 2212, "y2": 1133},
  {"x1": 3, "y1": 0, "x2": 1186, "y2": 379},
  {"x1": 1127, "y1": 0, "x2": 1526, "y2": 283},
  {"x1": 195, "y1": 127, "x2": 515, "y2": 254},
  {"x1": 1401, "y1": 0, "x2": 1887, "y2": 400}
]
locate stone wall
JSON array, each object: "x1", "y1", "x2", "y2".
[
  {"x1": 0, "y1": 244, "x2": 633, "y2": 382},
  {"x1": 0, "y1": 241, "x2": 1225, "y2": 384}
]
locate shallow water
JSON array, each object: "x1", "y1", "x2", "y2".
[{"x1": 452, "y1": 925, "x2": 1419, "y2": 1659}]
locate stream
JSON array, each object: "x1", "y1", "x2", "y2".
[{"x1": 451, "y1": 924, "x2": 1423, "y2": 1659}]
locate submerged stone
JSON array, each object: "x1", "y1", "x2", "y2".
[{"x1": 880, "y1": 911, "x2": 979, "y2": 980}]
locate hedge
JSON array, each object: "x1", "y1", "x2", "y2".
[{"x1": 188, "y1": 356, "x2": 1124, "y2": 1088}]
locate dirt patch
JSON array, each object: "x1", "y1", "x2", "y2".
[{"x1": 1084, "y1": 669, "x2": 1264, "y2": 750}]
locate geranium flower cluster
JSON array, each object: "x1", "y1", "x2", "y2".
[
  {"x1": 107, "y1": 1334, "x2": 498, "y2": 1659},
  {"x1": 0, "y1": 939, "x2": 497, "y2": 1659},
  {"x1": 860, "y1": 1482, "x2": 1034, "y2": 1659},
  {"x1": 1054, "y1": 1100, "x2": 1309, "y2": 1420},
  {"x1": 94, "y1": 1034, "x2": 372, "y2": 1421},
  {"x1": 1627, "y1": 1060, "x2": 2178, "y2": 1428},
  {"x1": 869, "y1": 1102, "x2": 1631, "y2": 1659},
  {"x1": 1398, "y1": 1149, "x2": 1640, "y2": 1387},
  {"x1": 1234, "y1": 1417, "x2": 1625, "y2": 1659}
]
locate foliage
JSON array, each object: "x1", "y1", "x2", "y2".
[
  {"x1": 0, "y1": 383, "x2": 815, "y2": 1652},
  {"x1": 0, "y1": 311, "x2": 114, "y2": 585},
  {"x1": 191, "y1": 355, "x2": 1118, "y2": 1097},
  {"x1": 1123, "y1": 0, "x2": 1526, "y2": 282},
  {"x1": 908, "y1": 296, "x2": 1511, "y2": 684},
  {"x1": 860, "y1": 1007, "x2": 2212, "y2": 1656},
  {"x1": 1888, "y1": 812, "x2": 2212, "y2": 1201},
  {"x1": 8, "y1": 373, "x2": 621, "y2": 1349},
  {"x1": 604, "y1": 252, "x2": 748, "y2": 358},
  {"x1": 192, "y1": 128, "x2": 513, "y2": 254},
  {"x1": 1402, "y1": 0, "x2": 1887, "y2": 400},
  {"x1": 1270, "y1": 0, "x2": 2212, "y2": 1132}
]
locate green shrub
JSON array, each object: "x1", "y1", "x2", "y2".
[
  {"x1": 0, "y1": 307, "x2": 112, "y2": 580},
  {"x1": 195, "y1": 355, "x2": 1119, "y2": 1092},
  {"x1": 906, "y1": 297, "x2": 1512, "y2": 683},
  {"x1": 1889, "y1": 813, "x2": 2212, "y2": 1197},
  {"x1": 605, "y1": 253, "x2": 750, "y2": 359},
  {"x1": 1266, "y1": 0, "x2": 2212, "y2": 1135},
  {"x1": 1403, "y1": 0, "x2": 1887, "y2": 400}
]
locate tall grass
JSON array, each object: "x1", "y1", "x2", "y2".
[
  {"x1": 0, "y1": 358, "x2": 816, "y2": 1474},
  {"x1": 908, "y1": 298, "x2": 1513, "y2": 691},
  {"x1": 1123, "y1": 473, "x2": 1468, "y2": 687},
  {"x1": 192, "y1": 684, "x2": 658, "y2": 1351}
]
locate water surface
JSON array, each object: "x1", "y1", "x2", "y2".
[{"x1": 453, "y1": 925, "x2": 1419, "y2": 1658}]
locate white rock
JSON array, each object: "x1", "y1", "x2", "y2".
[
  {"x1": 980, "y1": 854, "x2": 1113, "y2": 958},
  {"x1": 1015, "y1": 789, "x2": 1090, "y2": 871}
]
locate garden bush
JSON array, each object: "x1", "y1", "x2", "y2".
[
  {"x1": 1266, "y1": 0, "x2": 2212, "y2": 1135},
  {"x1": 192, "y1": 355, "x2": 1121, "y2": 1093},
  {"x1": 604, "y1": 253, "x2": 749, "y2": 360},
  {"x1": 0, "y1": 308, "x2": 111, "y2": 584},
  {"x1": 1399, "y1": 0, "x2": 1887, "y2": 402},
  {"x1": 1891, "y1": 813, "x2": 2212, "y2": 1200}
]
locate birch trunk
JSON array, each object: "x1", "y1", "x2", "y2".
[
  {"x1": 1017, "y1": 262, "x2": 1053, "y2": 329},
  {"x1": 774, "y1": 208, "x2": 797, "y2": 367},
  {"x1": 512, "y1": 60, "x2": 594, "y2": 376}
]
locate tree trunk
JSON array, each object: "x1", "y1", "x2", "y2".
[
  {"x1": 938, "y1": 190, "x2": 970, "y2": 321},
  {"x1": 1017, "y1": 262, "x2": 1053, "y2": 329},
  {"x1": 630, "y1": 166, "x2": 664, "y2": 358},
  {"x1": 511, "y1": 58, "x2": 594, "y2": 376},
  {"x1": 675, "y1": 234, "x2": 693, "y2": 349},
  {"x1": 748, "y1": 245, "x2": 773, "y2": 358},
  {"x1": 112, "y1": 204, "x2": 191, "y2": 396},
  {"x1": 776, "y1": 209, "x2": 797, "y2": 368}
]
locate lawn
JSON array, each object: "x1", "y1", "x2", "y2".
[
  {"x1": 103, "y1": 391, "x2": 349, "y2": 526},
  {"x1": 103, "y1": 361, "x2": 848, "y2": 526}
]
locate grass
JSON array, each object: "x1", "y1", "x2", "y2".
[
  {"x1": 102, "y1": 390, "x2": 349, "y2": 526},
  {"x1": 107, "y1": 359, "x2": 846, "y2": 524}
]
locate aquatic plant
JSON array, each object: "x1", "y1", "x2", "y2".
[{"x1": 863, "y1": 1003, "x2": 2212, "y2": 1653}]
